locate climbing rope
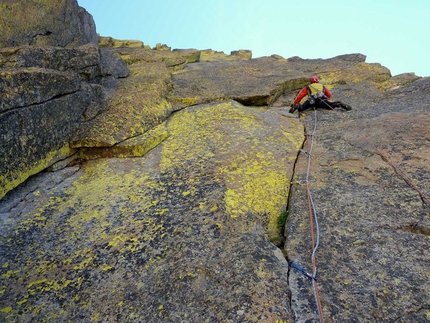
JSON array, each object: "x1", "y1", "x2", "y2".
[
  {"x1": 291, "y1": 101, "x2": 429, "y2": 323},
  {"x1": 291, "y1": 107, "x2": 325, "y2": 323},
  {"x1": 289, "y1": 95, "x2": 429, "y2": 323},
  {"x1": 304, "y1": 108, "x2": 324, "y2": 323},
  {"x1": 288, "y1": 97, "x2": 346, "y2": 322}
]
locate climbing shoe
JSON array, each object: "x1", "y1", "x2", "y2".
[
  {"x1": 340, "y1": 103, "x2": 352, "y2": 111},
  {"x1": 289, "y1": 104, "x2": 300, "y2": 114}
]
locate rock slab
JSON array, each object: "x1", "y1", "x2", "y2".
[
  {"x1": 0, "y1": 100, "x2": 303, "y2": 322},
  {"x1": 1, "y1": 2, "x2": 429, "y2": 321},
  {"x1": 0, "y1": 0, "x2": 97, "y2": 48},
  {"x1": 286, "y1": 78, "x2": 430, "y2": 322}
]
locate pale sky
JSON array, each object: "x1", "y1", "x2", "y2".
[{"x1": 77, "y1": 0, "x2": 430, "y2": 77}]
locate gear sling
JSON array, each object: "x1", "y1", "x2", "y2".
[{"x1": 307, "y1": 83, "x2": 326, "y2": 105}]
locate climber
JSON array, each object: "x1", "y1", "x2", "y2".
[{"x1": 289, "y1": 75, "x2": 352, "y2": 113}]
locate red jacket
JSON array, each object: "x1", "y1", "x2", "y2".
[{"x1": 294, "y1": 84, "x2": 332, "y2": 104}]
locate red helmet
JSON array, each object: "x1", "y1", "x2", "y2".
[{"x1": 310, "y1": 75, "x2": 320, "y2": 83}]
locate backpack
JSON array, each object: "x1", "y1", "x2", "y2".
[{"x1": 307, "y1": 84, "x2": 326, "y2": 103}]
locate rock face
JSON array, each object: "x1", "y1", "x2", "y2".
[
  {"x1": 286, "y1": 78, "x2": 430, "y2": 322},
  {"x1": 99, "y1": 36, "x2": 145, "y2": 49},
  {"x1": 0, "y1": 0, "x2": 129, "y2": 199},
  {"x1": 0, "y1": 99, "x2": 302, "y2": 322},
  {"x1": 0, "y1": 43, "x2": 129, "y2": 199},
  {"x1": 0, "y1": 0, "x2": 97, "y2": 48},
  {"x1": 1, "y1": 3, "x2": 429, "y2": 323}
]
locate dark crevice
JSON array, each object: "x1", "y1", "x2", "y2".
[
  {"x1": 388, "y1": 223, "x2": 430, "y2": 237},
  {"x1": 0, "y1": 89, "x2": 81, "y2": 116},
  {"x1": 372, "y1": 150, "x2": 430, "y2": 209},
  {"x1": 47, "y1": 151, "x2": 80, "y2": 170},
  {"x1": 0, "y1": 163, "x2": 81, "y2": 218},
  {"x1": 234, "y1": 95, "x2": 269, "y2": 106},
  {"x1": 345, "y1": 138, "x2": 430, "y2": 210},
  {"x1": 75, "y1": 130, "x2": 170, "y2": 162},
  {"x1": 72, "y1": 95, "x2": 196, "y2": 159},
  {"x1": 31, "y1": 30, "x2": 52, "y2": 39},
  {"x1": 283, "y1": 121, "x2": 308, "y2": 246},
  {"x1": 393, "y1": 305, "x2": 429, "y2": 322},
  {"x1": 281, "y1": 115, "x2": 308, "y2": 323}
]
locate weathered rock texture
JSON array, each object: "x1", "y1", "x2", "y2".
[
  {"x1": 0, "y1": 44, "x2": 129, "y2": 199},
  {"x1": 0, "y1": 99, "x2": 302, "y2": 322},
  {"x1": 0, "y1": 0, "x2": 97, "y2": 48},
  {"x1": 0, "y1": 0, "x2": 129, "y2": 199},
  {"x1": 99, "y1": 36, "x2": 145, "y2": 49},
  {"x1": 286, "y1": 78, "x2": 430, "y2": 323},
  {"x1": 1, "y1": 2, "x2": 429, "y2": 323}
]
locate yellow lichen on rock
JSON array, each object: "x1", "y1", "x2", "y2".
[
  {"x1": 78, "y1": 123, "x2": 169, "y2": 159},
  {"x1": 1, "y1": 156, "x2": 172, "y2": 319},
  {"x1": 318, "y1": 61, "x2": 391, "y2": 87},
  {"x1": 71, "y1": 59, "x2": 174, "y2": 148},
  {"x1": 159, "y1": 100, "x2": 304, "y2": 237},
  {"x1": 199, "y1": 49, "x2": 252, "y2": 62},
  {"x1": 0, "y1": 144, "x2": 75, "y2": 199},
  {"x1": 98, "y1": 36, "x2": 143, "y2": 48}
]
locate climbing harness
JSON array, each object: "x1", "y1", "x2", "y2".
[
  {"x1": 307, "y1": 84, "x2": 327, "y2": 105},
  {"x1": 290, "y1": 107, "x2": 325, "y2": 323}
]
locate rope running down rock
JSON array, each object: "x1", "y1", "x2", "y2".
[
  {"x1": 290, "y1": 107, "x2": 325, "y2": 323},
  {"x1": 303, "y1": 108, "x2": 325, "y2": 323}
]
